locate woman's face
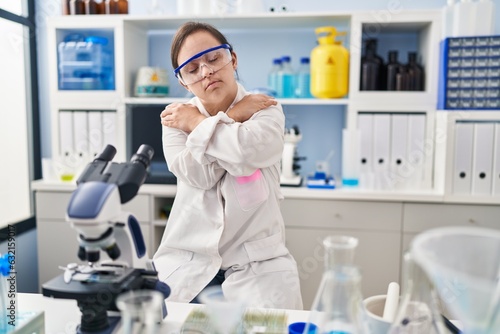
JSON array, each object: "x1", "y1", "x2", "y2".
[{"x1": 177, "y1": 30, "x2": 238, "y2": 103}]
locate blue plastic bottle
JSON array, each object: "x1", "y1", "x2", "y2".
[
  {"x1": 267, "y1": 58, "x2": 282, "y2": 97},
  {"x1": 277, "y1": 56, "x2": 295, "y2": 98},
  {"x1": 295, "y1": 57, "x2": 313, "y2": 98}
]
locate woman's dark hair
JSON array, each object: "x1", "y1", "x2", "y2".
[{"x1": 171, "y1": 21, "x2": 233, "y2": 69}]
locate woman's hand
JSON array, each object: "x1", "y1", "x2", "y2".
[
  {"x1": 226, "y1": 94, "x2": 277, "y2": 123},
  {"x1": 160, "y1": 103, "x2": 206, "y2": 133}
]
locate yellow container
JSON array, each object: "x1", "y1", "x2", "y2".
[{"x1": 310, "y1": 26, "x2": 349, "y2": 99}]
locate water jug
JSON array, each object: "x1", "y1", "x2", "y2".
[{"x1": 310, "y1": 26, "x2": 349, "y2": 99}]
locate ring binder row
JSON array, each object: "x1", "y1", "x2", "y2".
[
  {"x1": 452, "y1": 121, "x2": 500, "y2": 196},
  {"x1": 357, "y1": 112, "x2": 428, "y2": 191},
  {"x1": 58, "y1": 109, "x2": 117, "y2": 161}
]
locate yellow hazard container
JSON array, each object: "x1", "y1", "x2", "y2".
[{"x1": 310, "y1": 26, "x2": 349, "y2": 99}]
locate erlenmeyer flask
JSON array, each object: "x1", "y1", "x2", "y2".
[
  {"x1": 305, "y1": 235, "x2": 368, "y2": 334},
  {"x1": 388, "y1": 252, "x2": 446, "y2": 334}
]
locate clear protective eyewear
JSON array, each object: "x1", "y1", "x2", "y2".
[{"x1": 174, "y1": 44, "x2": 232, "y2": 85}]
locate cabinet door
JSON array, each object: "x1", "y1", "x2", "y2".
[
  {"x1": 403, "y1": 203, "x2": 500, "y2": 233},
  {"x1": 285, "y1": 227, "x2": 401, "y2": 310}
]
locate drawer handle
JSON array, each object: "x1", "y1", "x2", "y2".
[
  {"x1": 335, "y1": 213, "x2": 342, "y2": 219},
  {"x1": 468, "y1": 218, "x2": 477, "y2": 225}
]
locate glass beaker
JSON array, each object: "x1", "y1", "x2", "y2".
[
  {"x1": 305, "y1": 235, "x2": 368, "y2": 334},
  {"x1": 388, "y1": 252, "x2": 446, "y2": 334},
  {"x1": 116, "y1": 290, "x2": 164, "y2": 334}
]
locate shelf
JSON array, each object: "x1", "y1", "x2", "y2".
[
  {"x1": 124, "y1": 97, "x2": 349, "y2": 106},
  {"x1": 123, "y1": 11, "x2": 352, "y2": 31}
]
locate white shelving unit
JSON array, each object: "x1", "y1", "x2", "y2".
[{"x1": 39, "y1": 10, "x2": 500, "y2": 308}]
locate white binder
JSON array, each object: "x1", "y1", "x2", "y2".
[
  {"x1": 390, "y1": 114, "x2": 409, "y2": 189},
  {"x1": 58, "y1": 111, "x2": 74, "y2": 158},
  {"x1": 72, "y1": 111, "x2": 89, "y2": 158},
  {"x1": 102, "y1": 111, "x2": 117, "y2": 148},
  {"x1": 358, "y1": 113, "x2": 374, "y2": 188},
  {"x1": 372, "y1": 114, "x2": 391, "y2": 189},
  {"x1": 88, "y1": 111, "x2": 103, "y2": 158},
  {"x1": 493, "y1": 123, "x2": 500, "y2": 197},
  {"x1": 471, "y1": 122, "x2": 495, "y2": 195},
  {"x1": 407, "y1": 114, "x2": 426, "y2": 189},
  {"x1": 453, "y1": 122, "x2": 474, "y2": 195}
]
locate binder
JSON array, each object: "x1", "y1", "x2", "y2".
[
  {"x1": 407, "y1": 114, "x2": 426, "y2": 189},
  {"x1": 471, "y1": 122, "x2": 495, "y2": 195},
  {"x1": 72, "y1": 111, "x2": 89, "y2": 158},
  {"x1": 358, "y1": 113, "x2": 374, "y2": 188},
  {"x1": 102, "y1": 111, "x2": 117, "y2": 148},
  {"x1": 88, "y1": 111, "x2": 103, "y2": 158},
  {"x1": 453, "y1": 122, "x2": 474, "y2": 195},
  {"x1": 58, "y1": 111, "x2": 74, "y2": 158},
  {"x1": 390, "y1": 114, "x2": 409, "y2": 189},
  {"x1": 493, "y1": 123, "x2": 500, "y2": 196},
  {"x1": 372, "y1": 114, "x2": 391, "y2": 189}
]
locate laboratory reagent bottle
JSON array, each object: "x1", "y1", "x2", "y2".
[
  {"x1": 407, "y1": 52, "x2": 424, "y2": 91},
  {"x1": 295, "y1": 57, "x2": 313, "y2": 98},
  {"x1": 386, "y1": 51, "x2": 402, "y2": 91},
  {"x1": 267, "y1": 58, "x2": 282, "y2": 97},
  {"x1": 360, "y1": 39, "x2": 384, "y2": 91},
  {"x1": 277, "y1": 56, "x2": 295, "y2": 98},
  {"x1": 305, "y1": 235, "x2": 368, "y2": 334}
]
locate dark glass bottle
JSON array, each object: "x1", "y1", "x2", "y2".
[
  {"x1": 407, "y1": 52, "x2": 425, "y2": 91},
  {"x1": 69, "y1": 0, "x2": 85, "y2": 14},
  {"x1": 94, "y1": 0, "x2": 104, "y2": 14},
  {"x1": 62, "y1": 0, "x2": 70, "y2": 15},
  {"x1": 360, "y1": 39, "x2": 383, "y2": 91},
  {"x1": 396, "y1": 67, "x2": 410, "y2": 91},
  {"x1": 84, "y1": 0, "x2": 97, "y2": 14},
  {"x1": 105, "y1": 0, "x2": 128, "y2": 14},
  {"x1": 386, "y1": 51, "x2": 401, "y2": 91}
]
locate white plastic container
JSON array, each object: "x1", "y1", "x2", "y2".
[
  {"x1": 442, "y1": 0, "x2": 455, "y2": 38},
  {"x1": 475, "y1": 0, "x2": 495, "y2": 36},
  {"x1": 452, "y1": 0, "x2": 476, "y2": 37}
]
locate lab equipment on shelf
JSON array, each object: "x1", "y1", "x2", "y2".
[
  {"x1": 63, "y1": 0, "x2": 129, "y2": 15},
  {"x1": 58, "y1": 34, "x2": 115, "y2": 90},
  {"x1": 267, "y1": 58, "x2": 282, "y2": 97},
  {"x1": 280, "y1": 126, "x2": 305, "y2": 187},
  {"x1": 360, "y1": 38, "x2": 385, "y2": 91},
  {"x1": 295, "y1": 57, "x2": 313, "y2": 98},
  {"x1": 134, "y1": 66, "x2": 169, "y2": 97},
  {"x1": 310, "y1": 26, "x2": 349, "y2": 99},
  {"x1": 276, "y1": 55, "x2": 295, "y2": 98}
]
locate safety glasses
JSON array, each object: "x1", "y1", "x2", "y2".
[{"x1": 174, "y1": 44, "x2": 232, "y2": 85}]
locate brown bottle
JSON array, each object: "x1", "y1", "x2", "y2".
[
  {"x1": 105, "y1": 0, "x2": 128, "y2": 14},
  {"x1": 94, "y1": 0, "x2": 105, "y2": 14},
  {"x1": 396, "y1": 67, "x2": 410, "y2": 91},
  {"x1": 84, "y1": 0, "x2": 97, "y2": 14},
  {"x1": 62, "y1": 0, "x2": 70, "y2": 15},
  {"x1": 69, "y1": 0, "x2": 85, "y2": 14},
  {"x1": 407, "y1": 52, "x2": 425, "y2": 91}
]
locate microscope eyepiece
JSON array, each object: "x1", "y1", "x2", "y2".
[
  {"x1": 130, "y1": 144, "x2": 154, "y2": 169},
  {"x1": 94, "y1": 145, "x2": 117, "y2": 162}
]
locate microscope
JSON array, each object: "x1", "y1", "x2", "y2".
[
  {"x1": 42, "y1": 144, "x2": 170, "y2": 334},
  {"x1": 280, "y1": 125, "x2": 305, "y2": 186}
]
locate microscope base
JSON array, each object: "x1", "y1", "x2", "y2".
[{"x1": 280, "y1": 175, "x2": 303, "y2": 187}]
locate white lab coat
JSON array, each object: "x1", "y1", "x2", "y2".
[{"x1": 153, "y1": 83, "x2": 303, "y2": 310}]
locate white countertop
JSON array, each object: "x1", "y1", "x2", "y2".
[{"x1": 18, "y1": 293, "x2": 310, "y2": 334}]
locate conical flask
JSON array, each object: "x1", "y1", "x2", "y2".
[
  {"x1": 388, "y1": 252, "x2": 447, "y2": 334},
  {"x1": 304, "y1": 235, "x2": 367, "y2": 334}
]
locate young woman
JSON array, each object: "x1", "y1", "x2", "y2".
[{"x1": 154, "y1": 21, "x2": 303, "y2": 310}]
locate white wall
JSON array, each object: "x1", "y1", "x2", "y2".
[{"x1": 35, "y1": 0, "x2": 500, "y2": 158}]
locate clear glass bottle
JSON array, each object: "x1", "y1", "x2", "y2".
[
  {"x1": 295, "y1": 57, "x2": 313, "y2": 98},
  {"x1": 305, "y1": 235, "x2": 368, "y2": 334},
  {"x1": 388, "y1": 252, "x2": 446, "y2": 334}
]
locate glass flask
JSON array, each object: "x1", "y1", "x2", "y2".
[
  {"x1": 305, "y1": 235, "x2": 368, "y2": 334},
  {"x1": 388, "y1": 252, "x2": 446, "y2": 334},
  {"x1": 116, "y1": 290, "x2": 164, "y2": 334}
]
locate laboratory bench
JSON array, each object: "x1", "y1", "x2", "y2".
[{"x1": 32, "y1": 180, "x2": 500, "y2": 309}]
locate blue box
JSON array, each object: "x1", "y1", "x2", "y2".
[{"x1": 438, "y1": 35, "x2": 500, "y2": 110}]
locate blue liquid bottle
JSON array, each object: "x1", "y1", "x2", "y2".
[
  {"x1": 295, "y1": 57, "x2": 313, "y2": 98},
  {"x1": 277, "y1": 56, "x2": 295, "y2": 98},
  {"x1": 267, "y1": 58, "x2": 282, "y2": 97}
]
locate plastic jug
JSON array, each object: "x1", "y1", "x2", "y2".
[{"x1": 310, "y1": 26, "x2": 349, "y2": 99}]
